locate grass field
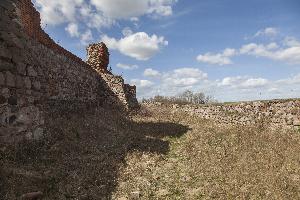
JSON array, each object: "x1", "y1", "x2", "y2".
[{"x1": 1, "y1": 105, "x2": 300, "y2": 199}]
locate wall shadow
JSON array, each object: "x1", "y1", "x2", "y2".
[{"x1": 0, "y1": 109, "x2": 190, "y2": 199}]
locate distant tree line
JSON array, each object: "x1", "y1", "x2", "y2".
[{"x1": 142, "y1": 90, "x2": 217, "y2": 105}]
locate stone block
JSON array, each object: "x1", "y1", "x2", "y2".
[
  {"x1": 16, "y1": 75, "x2": 23, "y2": 88},
  {"x1": 17, "y1": 106, "x2": 39, "y2": 125},
  {"x1": 0, "y1": 95, "x2": 6, "y2": 104},
  {"x1": 32, "y1": 80, "x2": 41, "y2": 90},
  {"x1": 294, "y1": 119, "x2": 300, "y2": 126},
  {"x1": 5, "y1": 71, "x2": 15, "y2": 87},
  {"x1": 0, "y1": 45, "x2": 12, "y2": 59},
  {"x1": 0, "y1": 72, "x2": 4, "y2": 85},
  {"x1": 17, "y1": 63, "x2": 26, "y2": 75},
  {"x1": 24, "y1": 77, "x2": 31, "y2": 89},
  {"x1": 0, "y1": 59, "x2": 16, "y2": 72},
  {"x1": 7, "y1": 95, "x2": 17, "y2": 105},
  {"x1": 27, "y1": 65, "x2": 37, "y2": 77},
  {"x1": 33, "y1": 127, "x2": 44, "y2": 140},
  {"x1": 0, "y1": 0, "x2": 15, "y2": 12},
  {"x1": 1, "y1": 88, "x2": 10, "y2": 98}
]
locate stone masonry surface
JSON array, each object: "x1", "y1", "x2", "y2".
[
  {"x1": 87, "y1": 42, "x2": 109, "y2": 73},
  {"x1": 153, "y1": 99, "x2": 300, "y2": 129},
  {"x1": 0, "y1": 0, "x2": 138, "y2": 144}
]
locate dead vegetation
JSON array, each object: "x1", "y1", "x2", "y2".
[{"x1": 1, "y1": 104, "x2": 300, "y2": 199}]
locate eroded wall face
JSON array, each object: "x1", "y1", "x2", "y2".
[
  {"x1": 172, "y1": 100, "x2": 300, "y2": 128},
  {"x1": 87, "y1": 43, "x2": 110, "y2": 73},
  {"x1": 0, "y1": 0, "x2": 138, "y2": 144}
]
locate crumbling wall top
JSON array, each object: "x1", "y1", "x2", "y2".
[{"x1": 86, "y1": 42, "x2": 110, "y2": 73}]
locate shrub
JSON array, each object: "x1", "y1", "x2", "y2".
[{"x1": 142, "y1": 90, "x2": 217, "y2": 105}]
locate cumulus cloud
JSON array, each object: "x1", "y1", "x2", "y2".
[
  {"x1": 34, "y1": 0, "x2": 78, "y2": 25},
  {"x1": 197, "y1": 35, "x2": 300, "y2": 65},
  {"x1": 132, "y1": 67, "x2": 208, "y2": 98},
  {"x1": 131, "y1": 79, "x2": 154, "y2": 88},
  {"x1": 102, "y1": 31, "x2": 168, "y2": 60},
  {"x1": 65, "y1": 23, "x2": 80, "y2": 37},
  {"x1": 116, "y1": 63, "x2": 139, "y2": 70},
  {"x1": 122, "y1": 27, "x2": 133, "y2": 37},
  {"x1": 130, "y1": 79, "x2": 158, "y2": 98},
  {"x1": 196, "y1": 48, "x2": 236, "y2": 65},
  {"x1": 80, "y1": 30, "x2": 93, "y2": 45},
  {"x1": 240, "y1": 42, "x2": 300, "y2": 64},
  {"x1": 254, "y1": 27, "x2": 278, "y2": 38},
  {"x1": 33, "y1": 0, "x2": 176, "y2": 44},
  {"x1": 219, "y1": 76, "x2": 269, "y2": 89},
  {"x1": 90, "y1": 0, "x2": 176, "y2": 19},
  {"x1": 277, "y1": 73, "x2": 300, "y2": 85},
  {"x1": 161, "y1": 68, "x2": 208, "y2": 88},
  {"x1": 283, "y1": 37, "x2": 300, "y2": 47},
  {"x1": 34, "y1": 0, "x2": 176, "y2": 27},
  {"x1": 144, "y1": 68, "x2": 161, "y2": 77},
  {"x1": 132, "y1": 66, "x2": 300, "y2": 101}
]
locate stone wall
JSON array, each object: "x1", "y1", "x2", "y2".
[
  {"x1": 170, "y1": 99, "x2": 300, "y2": 129},
  {"x1": 124, "y1": 84, "x2": 139, "y2": 109},
  {"x1": 19, "y1": 0, "x2": 85, "y2": 65},
  {"x1": 87, "y1": 42, "x2": 109, "y2": 73},
  {"x1": 0, "y1": 0, "x2": 138, "y2": 144}
]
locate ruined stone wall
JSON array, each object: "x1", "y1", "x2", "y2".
[
  {"x1": 99, "y1": 73, "x2": 139, "y2": 110},
  {"x1": 86, "y1": 42, "x2": 109, "y2": 73},
  {"x1": 19, "y1": 0, "x2": 85, "y2": 65},
  {"x1": 124, "y1": 84, "x2": 139, "y2": 109},
  {"x1": 0, "y1": 0, "x2": 138, "y2": 144},
  {"x1": 170, "y1": 99, "x2": 300, "y2": 129}
]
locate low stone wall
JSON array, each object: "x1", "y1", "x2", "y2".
[
  {"x1": 0, "y1": 0, "x2": 138, "y2": 144},
  {"x1": 169, "y1": 99, "x2": 300, "y2": 128}
]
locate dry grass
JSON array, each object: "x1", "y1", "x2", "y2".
[
  {"x1": 113, "y1": 105, "x2": 300, "y2": 199},
  {"x1": 1, "y1": 104, "x2": 300, "y2": 199},
  {"x1": 0, "y1": 106, "x2": 188, "y2": 199}
]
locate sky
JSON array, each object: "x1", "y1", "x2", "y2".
[{"x1": 32, "y1": 0, "x2": 300, "y2": 102}]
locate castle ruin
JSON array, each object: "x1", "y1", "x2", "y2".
[{"x1": 0, "y1": 0, "x2": 138, "y2": 143}]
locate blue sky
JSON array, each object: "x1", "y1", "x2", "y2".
[{"x1": 33, "y1": 0, "x2": 300, "y2": 102}]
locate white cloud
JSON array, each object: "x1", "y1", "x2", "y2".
[
  {"x1": 122, "y1": 27, "x2": 134, "y2": 37},
  {"x1": 215, "y1": 74, "x2": 300, "y2": 101},
  {"x1": 284, "y1": 37, "x2": 300, "y2": 47},
  {"x1": 116, "y1": 63, "x2": 139, "y2": 70},
  {"x1": 34, "y1": 0, "x2": 87, "y2": 25},
  {"x1": 219, "y1": 76, "x2": 269, "y2": 89},
  {"x1": 132, "y1": 67, "x2": 300, "y2": 101},
  {"x1": 240, "y1": 42, "x2": 300, "y2": 64},
  {"x1": 196, "y1": 48, "x2": 236, "y2": 65},
  {"x1": 130, "y1": 17, "x2": 139, "y2": 22},
  {"x1": 90, "y1": 0, "x2": 176, "y2": 19},
  {"x1": 80, "y1": 30, "x2": 93, "y2": 45},
  {"x1": 162, "y1": 68, "x2": 208, "y2": 87},
  {"x1": 34, "y1": 0, "x2": 176, "y2": 41},
  {"x1": 197, "y1": 35, "x2": 300, "y2": 65},
  {"x1": 254, "y1": 27, "x2": 278, "y2": 38},
  {"x1": 102, "y1": 32, "x2": 168, "y2": 60},
  {"x1": 130, "y1": 79, "x2": 157, "y2": 98},
  {"x1": 131, "y1": 79, "x2": 154, "y2": 88},
  {"x1": 144, "y1": 68, "x2": 161, "y2": 77},
  {"x1": 132, "y1": 67, "x2": 209, "y2": 98},
  {"x1": 277, "y1": 73, "x2": 300, "y2": 85},
  {"x1": 65, "y1": 23, "x2": 80, "y2": 37}
]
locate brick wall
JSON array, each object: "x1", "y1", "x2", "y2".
[{"x1": 18, "y1": 0, "x2": 86, "y2": 65}]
